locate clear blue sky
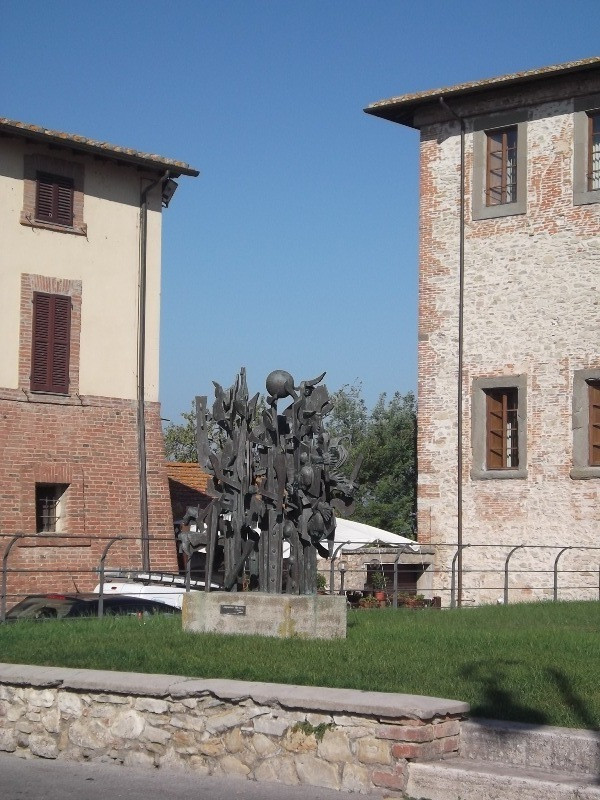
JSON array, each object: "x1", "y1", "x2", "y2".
[{"x1": 2, "y1": 1, "x2": 598, "y2": 422}]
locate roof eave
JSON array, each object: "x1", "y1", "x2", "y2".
[
  {"x1": 364, "y1": 56, "x2": 600, "y2": 128},
  {"x1": 0, "y1": 120, "x2": 200, "y2": 178}
]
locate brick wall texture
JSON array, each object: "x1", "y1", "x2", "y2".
[
  {"x1": 417, "y1": 79, "x2": 600, "y2": 604},
  {"x1": 0, "y1": 396, "x2": 178, "y2": 606}
]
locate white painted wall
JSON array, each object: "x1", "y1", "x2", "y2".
[{"x1": 0, "y1": 137, "x2": 162, "y2": 401}]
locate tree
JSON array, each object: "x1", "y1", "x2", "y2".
[
  {"x1": 326, "y1": 385, "x2": 417, "y2": 537},
  {"x1": 163, "y1": 403, "x2": 198, "y2": 462},
  {"x1": 164, "y1": 394, "x2": 266, "y2": 462}
]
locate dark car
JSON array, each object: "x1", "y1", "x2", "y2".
[{"x1": 6, "y1": 593, "x2": 180, "y2": 621}]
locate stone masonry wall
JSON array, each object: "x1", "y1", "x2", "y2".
[
  {"x1": 0, "y1": 665, "x2": 468, "y2": 797},
  {"x1": 0, "y1": 396, "x2": 177, "y2": 605},
  {"x1": 417, "y1": 83, "x2": 600, "y2": 604}
]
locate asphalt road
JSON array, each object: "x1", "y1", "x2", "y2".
[{"x1": 0, "y1": 753, "x2": 386, "y2": 800}]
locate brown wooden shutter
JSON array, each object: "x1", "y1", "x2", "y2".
[
  {"x1": 36, "y1": 177, "x2": 55, "y2": 222},
  {"x1": 486, "y1": 391, "x2": 505, "y2": 468},
  {"x1": 31, "y1": 293, "x2": 51, "y2": 391},
  {"x1": 31, "y1": 293, "x2": 71, "y2": 394},
  {"x1": 55, "y1": 180, "x2": 74, "y2": 226},
  {"x1": 590, "y1": 382, "x2": 600, "y2": 466},
  {"x1": 36, "y1": 173, "x2": 74, "y2": 226},
  {"x1": 51, "y1": 296, "x2": 71, "y2": 393}
]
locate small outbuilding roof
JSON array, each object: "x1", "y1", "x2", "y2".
[
  {"x1": 165, "y1": 461, "x2": 211, "y2": 494},
  {"x1": 364, "y1": 55, "x2": 600, "y2": 128},
  {"x1": 0, "y1": 116, "x2": 199, "y2": 177}
]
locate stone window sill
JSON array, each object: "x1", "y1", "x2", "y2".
[
  {"x1": 27, "y1": 390, "x2": 72, "y2": 403},
  {"x1": 573, "y1": 189, "x2": 600, "y2": 207},
  {"x1": 472, "y1": 201, "x2": 526, "y2": 221},
  {"x1": 570, "y1": 467, "x2": 600, "y2": 480},
  {"x1": 20, "y1": 213, "x2": 87, "y2": 236},
  {"x1": 471, "y1": 468, "x2": 528, "y2": 480}
]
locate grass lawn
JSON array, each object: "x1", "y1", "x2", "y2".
[{"x1": 1, "y1": 601, "x2": 599, "y2": 730}]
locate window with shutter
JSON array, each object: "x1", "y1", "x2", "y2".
[
  {"x1": 485, "y1": 387, "x2": 519, "y2": 469},
  {"x1": 589, "y1": 381, "x2": 600, "y2": 467},
  {"x1": 472, "y1": 113, "x2": 527, "y2": 220},
  {"x1": 31, "y1": 292, "x2": 71, "y2": 394},
  {"x1": 588, "y1": 113, "x2": 600, "y2": 192},
  {"x1": 486, "y1": 127, "x2": 518, "y2": 206},
  {"x1": 35, "y1": 173, "x2": 74, "y2": 227},
  {"x1": 571, "y1": 370, "x2": 600, "y2": 478},
  {"x1": 472, "y1": 376, "x2": 526, "y2": 479}
]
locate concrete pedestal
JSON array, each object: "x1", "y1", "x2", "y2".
[{"x1": 182, "y1": 591, "x2": 347, "y2": 639}]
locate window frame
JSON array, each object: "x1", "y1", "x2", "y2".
[
  {"x1": 471, "y1": 375, "x2": 528, "y2": 480},
  {"x1": 486, "y1": 126, "x2": 518, "y2": 207},
  {"x1": 35, "y1": 483, "x2": 69, "y2": 533},
  {"x1": 472, "y1": 111, "x2": 528, "y2": 221},
  {"x1": 573, "y1": 95, "x2": 600, "y2": 206},
  {"x1": 35, "y1": 172, "x2": 74, "y2": 227},
  {"x1": 587, "y1": 113, "x2": 600, "y2": 192},
  {"x1": 21, "y1": 154, "x2": 86, "y2": 235},
  {"x1": 571, "y1": 369, "x2": 600, "y2": 479},
  {"x1": 30, "y1": 291, "x2": 72, "y2": 395},
  {"x1": 485, "y1": 386, "x2": 520, "y2": 470}
]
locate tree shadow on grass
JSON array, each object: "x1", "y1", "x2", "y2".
[
  {"x1": 545, "y1": 666, "x2": 600, "y2": 783},
  {"x1": 460, "y1": 659, "x2": 549, "y2": 725},
  {"x1": 545, "y1": 666, "x2": 599, "y2": 732},
  {"x1": 461, "y1": 659, "x2": 600, "y2": 730}
]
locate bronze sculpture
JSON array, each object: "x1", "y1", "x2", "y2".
[{"x1": 180, "y1": 368, "x2": 361, "y2": 594}]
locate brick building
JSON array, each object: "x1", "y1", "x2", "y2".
[
  {"x1": 366, "y1": 58, "x2": 600, "y2": 604},
  {"x1": 0, "y1": 118, "x2": 198, "y2": 604},
  {"x1": 165, "y1": 461, "x2": 212, "y2": 526}
]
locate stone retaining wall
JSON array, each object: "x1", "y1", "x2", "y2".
[{"x1": 0, "y1": 664, "x2": 469, "y2": 796}]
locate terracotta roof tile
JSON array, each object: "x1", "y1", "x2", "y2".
[
  {"x1": 365, "y1": 56, "x2": 600, "y2": 124},
  {"x1": 0, "y1": 117, "x2": 199, "y2": 177},
  {"x1": 165, "y1": 462, "x2": 211, "y2": 493}
]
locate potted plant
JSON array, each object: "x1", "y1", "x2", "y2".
[
  {"x1": 359, "y1": 594, "x2": 379, "y2": 609},
  {"x1": 397, "y1": 592, "x2": 427, "y2": 609},
  {"x1": 316, "y1": 572, "x2": 327, "y2": 594},
  {"x1": 371, "y1": 571, "x2": 388, "y2": 605}
]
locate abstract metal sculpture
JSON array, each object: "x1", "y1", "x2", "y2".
[{"x1": 181, "y1": 368, "x2": 361, "y2": 594}]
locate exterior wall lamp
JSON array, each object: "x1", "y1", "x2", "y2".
[{"x1": 161, "y1": 178, "x2": 178, "y2": 207}]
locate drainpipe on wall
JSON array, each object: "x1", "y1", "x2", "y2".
[
  {"x1": 439, "y1": 98, "x2": 465, "y2": 607},
  {"x1": 138, "y1": 171, "x2": 169, "y2": 572}
]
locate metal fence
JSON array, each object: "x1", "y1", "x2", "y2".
[
  {"x1": 436, "y1": 542, "x2": 600, "y2": 608},
  {"x1": 2, "y1": 532, "x2": 599, "y2": 622}
]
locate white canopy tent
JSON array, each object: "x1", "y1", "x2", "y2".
[
  {"x1": 329, "y1": 518, "x2": 420, "y2": 553},
  {"x1": 189, "y1": 516, "x2": 419, "y2": 557},
  {"x1": 281, "y1": 518, "x2": 420, "y2": 558}
]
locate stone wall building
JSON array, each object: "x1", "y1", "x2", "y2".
[
  {"x1": 0, "y1": 118, "x2": 198, "y2": 604},
  {"x1": 366, "y1": 58, "x2": 600, "y2": 605}
]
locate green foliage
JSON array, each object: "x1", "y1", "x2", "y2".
[
  {"x1": 292, "y1": 720, "x2": 334, "y2": 741},
  {"x1": 327, "y1": 384, "x2": 417, "y2": 536},
  {"x1": 358, "y1": 594, "x2": 379, "y2": 608},
  {"x1": 327, "y1": 382, "x2": 368, "y2": 445},
  {"x1": 316, "y1": 572, "x2": 327, "y2": 591},
  {"x1": 163, "y1": 402, "x2": 198, "y2": 462},
  {"x1": 164, "y1": 396, "x2": 266, "y2": 462},
  {"x1": 370, "y1": 571, "x2": 387, "y2": 590},
  {"x1": 3, "y1": 602, "x2": 600, "y2": 728}
]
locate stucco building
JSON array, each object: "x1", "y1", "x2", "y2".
[
  {"x1": 0, "y1": 118, "x2": 198, "y2": 603},
  {"x1": 366, "y1": 57, "x2": 600, "y2": 604}
]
